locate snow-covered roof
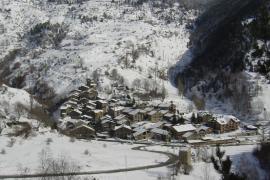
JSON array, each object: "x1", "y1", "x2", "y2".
[
  {"x1": 111, "y1": 106, "x2": 125, "y2": 111},
  {"x1": 115, "y1": 124, "x2": 132, "y2": 131},
  {"x1": 147, "y1": 110, "x2": 158, "y2": 116},
  {"x1": 101, "y1": 119, "x2": 113, "y2": 124},
  {"x1": 158, "y1": 103, "x2": 170, "y2": 108},
  {"x1": 144, "y1": 107, "x2": 154, "y2": 112},
  {"x1": 159, "y1": 110, "x2": 169, "y2": 115},
  {"x1": 173, "y1": 124, "x2": 196, "y2": 133},
  {"x1": 182, "y1": 131, "x2": 195, "y2": 138},
  {"x1": 245, "y1": 125, "x2": 257, "y2": 130},
  {"x1": 197, "y1": 125, "x2": 211, "y2": 132},
  {"x1": 97, "y1": 100, "x2": 107, "y2": 104},
  {"x1": 150, "y1": 121, "x2": 165, "y2": 129},
  {"x1": 70, "y1": 124, "x2": 95, "y2": 132},
  {"x1": 151, "y1": 128, "x2": 169, "y2": 136},
  {"x1": 133, "y1": 128, "x2": 148, "y2": 137},
  {"x1": 72, "y1": 109, "x2": 82, "y2": 114},
  {"x1": 128, "y1": 109, "x2": 140, "y2": 115},
  {"x1": 214, "y1": 114, "x2": 240, "y2": 125},
  {"x1": 60, "y1": 106, "x2": 68, "y2": 110},
  {"x1": 123, "y1": 108, "x2": 133, "y2": 113},
  {"x1": 114, "y1": 114, "x2": 127, "y2": 121},
  {"x1": 86, "y1": 105, "x2": 95, "y2": 110},
  {"x1": 82, "y1": 115, "x2": 93, "y2": 119},
  {"x1": 164, "y1": 113, "x2": 174, "y2": 118},
  {"x1": 92, "y1": 109, "x2": 103, "y2": 113}
]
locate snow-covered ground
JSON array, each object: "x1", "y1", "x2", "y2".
[
  {"x1": 92, "y1": 144, "x2": 264, "y2": 180},
  {"x1": 144, "y1": 144, "x2": 265, "y2": 180},
  {"x1": 0, "y1": 84, "x2": 41, "y2": 129},
  {"x1": 0, "y1": 129, "x2": 264, "y2": 180},
  {"x1": 0, "y1": 131, "x2": 168, "y2": 175}
]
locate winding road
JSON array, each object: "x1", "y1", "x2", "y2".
[{"x1": 0, "y1": 145, "x2": 178, "y2": 179}]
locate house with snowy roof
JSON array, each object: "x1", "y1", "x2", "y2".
[
  {"x1": 150, "y1": 128, "x2": 170, "y2": 141},
  {"x1": 108, "y1": 106, "x2": 125, "y2": 118},
  {"x1": 96, "y1": 100, "x2": 108, "y2": 113},
  {"x1": 211, "y1": 115, "x2": 240, "y2": 133},
  {"x1": 172, "y1": 124, "x2": 196, "y2": 139},
  {"x1": 147, "y1": 110, "x2": 162, "y2": 122},
  {"x1": 133, "y1": 128, "x2": 149, "y2": 140},
  {"x1": 114, "y1": 114, "x2": 130, "y2": 126},
  {"x1": 101, "y1": 115, "x2": 115, "y2": 132},
  {"x1": 69, "y1": 124, "x2": 96, "y2": 139},
  {"x1": 127, "y1": 109, "x2": 144, "y2": 122},
  {"x1": 69, "y1": 109, "x2": 82, "y2": 119},
  {"x1": 90, "y1": 109, "x2": 104, "y2": 122},
  {"x1": 114, "y1": 124, "x2": 133, "y2": 139}
]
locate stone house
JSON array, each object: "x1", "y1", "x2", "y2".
[
  {"x1": 69, "y1": 109, "x2": 82, "y2": 119},
  {"x1": 147, "y1": 111, "x2": 162, "y2": 123},
  {"x1": 114, "y1": 114, "x2": 130, "y2": 126},
  {"x1": 65, "y1": 100, "x2": 78, "y2": 109},
  {"x1": 96, "y1": 100, "x2": 108, "y2": 113},
  {"x1": 69, "y1": 125, "x2": 96, "y2": 139},
  {"x1": 114, "y1": 125, "x2": 133, "y2": 139},
  {"x1": 172, "y1": 124, "x2": 196, "y2": 140},
  {"x1": 127, "y1": 109, "x2": 144, "y2": 122},
  {"x1": 101, "y1": 116, "x2": 116, "y2": 132},
  {"x1": 133, "y1": 128, "x2": 149, "y2": 140},
  {"x1": 196, "y1": 125, "x2": 213, "y2": 136},
  {"x1": 86, "y1": 79, "x2": 97, "y2": 88},
  {"x1": 78, "y1": 85, "x2": 90, "y2": 91},
  {"x1": 150, "y1": 128, "x2": 170, "y2": 141},
  {"x1": 90, "y1": 109, "x2": 104, "y2": 122},
  {"x1": 108, "y1": 106, "x2": 124, "y2": 118},
  {"x1": 81, "y1": 115, "x2": 93, "y2": 121},
  {"x1": 79, "y1": 97, "x2": 89, "y2": 105},
  {"x1": 211, "y1": 115, "x2": 240, "y2": 133},
  {"x1": 182, "y1": 131, "x2": 200, "y2": 141}
]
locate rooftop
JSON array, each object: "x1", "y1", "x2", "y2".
[{"x1": 173, "y1": 124, "x2": 196, "y2": 133}]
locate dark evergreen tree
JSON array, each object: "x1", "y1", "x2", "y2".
[
  {"x1": 191, "y1": 112, "x2": 197, "y2": 124},
  {"x1": 211, "y1": 145, "x2": 247, "y2": 180}
]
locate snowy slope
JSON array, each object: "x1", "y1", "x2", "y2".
[
  {"x1": 0, "y1": 84, "x2": 41, "y2": 132},
  {"x1": 0, "y1": 0, "x2": 196, "y2": 110}
]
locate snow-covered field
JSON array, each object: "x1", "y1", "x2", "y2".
[
  {"x1": 0, "y1": 129, "x2": 264, "y2": 180},
  {"x1": 0, "y1": 131, "x2": 168, "y2": 175}
]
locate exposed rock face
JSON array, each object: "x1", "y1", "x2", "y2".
[
  {"x1": 170, "y1": 0, "x2": 263, "y2": 115},
  {"x1": 189, "y1": 0, "x2": 260, "y2": 56}
]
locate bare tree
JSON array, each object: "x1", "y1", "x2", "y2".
[
  {"x1": 201, "y1": 163, "x2": 214, "y2": 180},
  {"x1": 14, "y1": 102, "x2": 25, "y2": 120},
  {"x1": 161, "y1": 84, "x2": 168, "y2": 101},
  {"x1": 132, "y1": 78, "x2": 141, "y2": 90},
  {"x1": 92, "y1": 69, "x2": 100, "y2": 84},
  {"x1": 177, "y1": 78, "x2": 185, "y2": 97},
  {"x1": 111, "y1": 69, "x2": 118, "y2": 81},
  {"x1": 143, "y1": 79, "x2": 150, "y2": 92},
  {"x1": 38, "y1": 148, "x2": 81, "y2": 180}
]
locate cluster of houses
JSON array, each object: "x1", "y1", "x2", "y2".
[{"x1": 58, "y1": 79, "x2": 241, "y2": 143}]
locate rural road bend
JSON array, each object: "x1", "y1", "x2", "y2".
[{"x1": 0, "y1": 146, "x2": 178, "y2": 179}]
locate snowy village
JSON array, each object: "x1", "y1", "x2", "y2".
[
  {"x1": 0, "y1": 0, "x2": 270, "y2": 180},
  {"x1": 58, "y1": 78, "x2": 247, "y2": 145}
]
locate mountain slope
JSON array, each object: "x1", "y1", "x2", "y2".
[{"x1": 0, "y1": 0, "x2": 197, "y2": 111}]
